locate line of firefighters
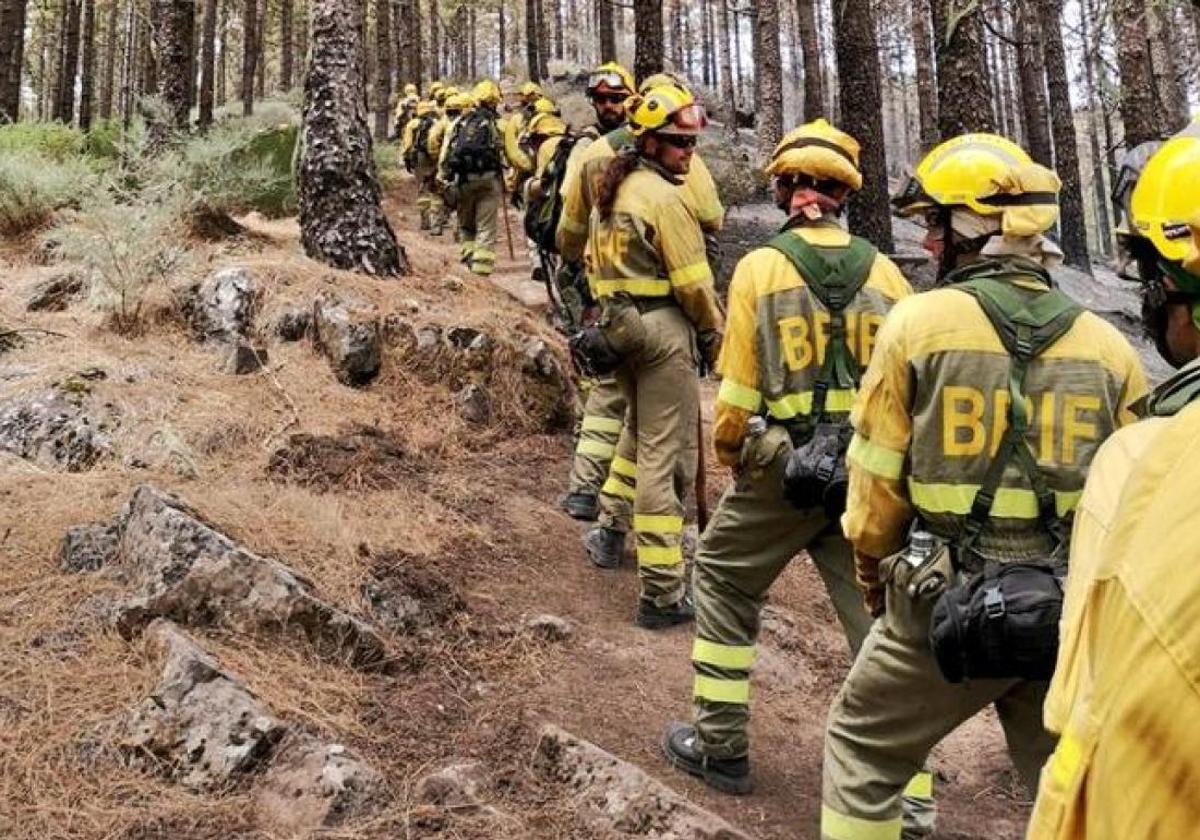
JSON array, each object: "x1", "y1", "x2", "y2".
[{"x1": 395, "y1": 63, "x2": 1200, "y2": 840}]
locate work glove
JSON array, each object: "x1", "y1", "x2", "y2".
[{"x1": 697, "y1": 329, "x2": 723, "y2": 378}]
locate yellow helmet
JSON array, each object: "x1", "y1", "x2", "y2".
[
  {"x1": 587, "y1": 61, "x2": 635, "y2": 96},
  {"x1": 894, "y1": 133, "x2": 1032, "y2": 217},
  {"x1": 638, "y1": 72, "x2": 691, "y2": 96},
  {"x1": 404, "y1": 82, "x2": 418, "y2": 96},
  {"x1": 472, "y1": 79, "x2": 501, "y2": 106},
  {"x1": 532, "y1": 97, "x2": 560, "y2": 116},
  {"x1": 1129, "y1": 121, "x2": 1200, "y2": 263},
  {"x1": 415, "y1": 100, "x2": 435, "y2": 117},
  {"x1": 628, "y1": 84, "x2": 707, "y2": 137},
  {"x1": 1184, "y1": 216, "x2": 1200, "y2": 278},
  {"x1": 765, "y1": 119, "x2": 862, "y2": 191},
  {"x1": 434, "y1": 87, "x2": 452, "y2": 106},
  {"x1": 527, "y1": 112, "x2": 567, "y2": 138},
  {"x1": 445, "y1": 93, "x2": 473, "y2": 114},
  {"x1": 518, "y1": 81, "x2": 542, "y2": 99},
  {"x1": 429, "y1": 80, "x2": 444, "y2": 96}
]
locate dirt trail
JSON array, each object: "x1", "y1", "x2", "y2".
[{"x1": 0, "y1": 176, "x2": 1029, "y2": 840}]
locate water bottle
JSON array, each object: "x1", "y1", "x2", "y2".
[{"x1": 747, "y1": 416, "x2": 768, "y2": 438}]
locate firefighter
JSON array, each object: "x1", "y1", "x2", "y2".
[
  {"x1": 819, "y1": 134, "x2": 1148, "y2": 840},
  {"x1": 659, "y1": 119, "x2": 913, "y2": 796},
  {"x1": 578, "y1": 84, "x2": 723, "y2": 629},
  {"x1": 503, "y1": 80, "x2": 545, "y2": 192},
  {"x1": 400, "y1": 100, "x2": 440, "y2": 232},
  {"x1": 439, "y1": 79, "x2": 505, "y2": 277},
  {"x1": 392, "y1": 82, "x2": 420, "y2": 138},
  {"x1": 426, "y1": 92, "x2": 471, "y2": 237},
  {"x1": 1028, "y1": 118, "x2": 1200, "y2": 840}
]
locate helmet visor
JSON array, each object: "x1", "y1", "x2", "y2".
[
  {"x1": 659, "y1": 103, "x2": 707, "y2": 135},
  {"x1": 588, "y1": 71, "x2": 629, "y2": 94}
]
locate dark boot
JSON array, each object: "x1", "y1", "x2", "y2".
[
  {"x1": 662, "y1": 722, "x2": 752, "y2": 795},
  {"x1": 635, "y1": 594, "x2": 695, "y2": 630},
  {"x1": 583, "y1": 526, "x2": 624, "y2": 569},
  {"x1": 419, "y1": 210, "x2": 430, "y2": 231},
  {"x1": 560, "y1": 492, "x2": 599, "y2": 521}
]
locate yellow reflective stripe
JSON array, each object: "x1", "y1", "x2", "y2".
[
  {"x1": 718, "y1": 378, "x2": 762, "y2": 412},
  {"x1": 473, "y1": 248, "x2": 496, "y2": 260},
  {"x1": 696, "y1": 203, "x2": 724, "y2": 224},
  {"x1": 593, "y1": 277, "x2": 672, "y2": 297},
  {"x1": 907, "y1": 481, "x2": 1083, "y2": 519},
  {"x1": 581, "y1": 415, "x2": 624, "y2": 434},
  {"x1": 693, "y1": 674, "x2": 750, "y2": 704},
  {"x1": 847, "y1": 434, "x2": 905, "y2": 480},
  {"x1": 902, "y1": 771, "x2": 933, "y2": 800},
  {"x1": 820, "y1": 805, "x2": 902, "y2": 840},
  {"x1": 633, "y1": 513, "x2": 683, "y2": 534},
  {"x1": 576, "y1": 439, "x2": 616, "y2": 459},
  {"x1": 1049, "y1": 731, "x2": 1083, "y2": 788},
  {"x1": 692, "y1": 638, "x2": 756, "y2": 670},
  {"x1": 668, "y1": 260, "x2": 712, "y2": 287},
  {"x1": 559, "y1": 214, "x2": 587, "y2": 235},
  {"x1": 766, "y1": 389, "x2": 856, "y2": 419},
  {"x1": 611, "y1": 455, "x2": 637, "y2": 478},
  {"x1": 636, "y1": 544, "x2": 683, "y2": 566},
  {"x1": 601, "y1": 477, "x2": 636, "y2": 500}
]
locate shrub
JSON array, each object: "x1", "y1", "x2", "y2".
[
  {"x1": 0, "y1": 150, "x2": 98, "y2": 236},
  {"x1": 0, "y1": 122, "x2": 87, "y2": 161}
]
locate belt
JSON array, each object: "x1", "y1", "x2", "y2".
[{"x1": 633, "y1": 297, "x2": 678, "y2": 314}]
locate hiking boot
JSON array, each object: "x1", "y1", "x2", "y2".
[
  {"x1": 419, "y1": 212, "x2": 430, "y2": 232},
  {"x1": 531, "y1": 265, "x2": 549, "y2": 286},
  {"x1": 560, "y1": 492, "x2": 599, "y2": 521},
  {"x1": 430, "y1": 222, "x2": 443, "y2": 236},
  {"x1": 635, "y1": 594, "x2": 695, "y2": 630},
  {"x1": 583, "y1": 526, "x2": 625, "y2": 569},
  {"x1": 662, "y1": 722, "x2": 752, "y2": 795}
]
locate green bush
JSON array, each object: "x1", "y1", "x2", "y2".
[
  {"x1": 0, "y1": 122, "x2": 87, "y2": 161},
  {"x1": 84, "y1": 119, "x2": 126, "y2": 159},
  {"x1": 0, "y1": 150, "x2": 98, "y2": 236},
  {"x1": 177, "y1": 121, "x2": 299, "y2": 218}
]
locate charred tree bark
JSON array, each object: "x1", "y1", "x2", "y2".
[
  {"x1": 254, "y1": 0, "x2": 265, "y2": 99},
  {"x1": 1039, "y1": 0, "x2": 1090, "y2": 270},
  {"x1": 0, "y1": 0, "x2": 30, "y2": 121},
  {"x1": 526, "y1": 0, "x2": 540, "y2": 78},
  {"x1": 499, "y1": 0, "x2": 506, "y2": 69},
  {"x1": 597, "y1": 0, "x2": 615, "y2": 62},
  {"x1": 299, "y1": 0, "x2": 406, "y2": 276},
  {"x1": 910, "y1": 0, "x2": 937, "y2": 148},
  {"x1": 429, "y1": 0, "x2": 439, "y2": 78},
  {"x1": 150, "y1": 0, "x2": 195, "y2": 133},
  {"x1": 1146, "y1": 0, "x2": 1189, "y2": 134},
  {"x1": 120, "y1": 0, "x2": 136, "y2": 125},
  {"x1": 755, "y1": 0, "x2": 783, "y2": 158},
  {"x1": 100, "y1": 0, "x2": 119, "y2": 119},
  {"x1": 929, "y1": 0, "x2": 994, "y2": 135},
  {"x1": 374, "y1": 0, "x2": 392, "y2": 138},
  {"x1": 280, "y1": 0, "x2": 294, "y2": 89},
  {"x1": 1113, "y1": 0, "x2": 1157, "y2": 147},
  {"x1": 833, "y1": 0, "x2": 894, "y2": 251},
  {"x1": 717, "y1": 0, "x2": 736, "y2": 137},
  {"x1": 241, "y1": 0, "x2": 258, "y2": 114},
  {"x1": 80, "y1": 0, "x2": 97, "y2": 129},
  {"x1": 796, "y1": 0, "x2": 822, "y2": 121},
  {"x1": 199, "y1": 0, "x2": 218, "y2": 128},
  {"x1": 634, "y1": 0, "x2": 663, "y2": 80},
  {"x1": 58, "y1": 0, "x2": 83, "y2": 123},
  {"x1": 1014, "y1": 0, "x2": 1052, "y2": 165}
]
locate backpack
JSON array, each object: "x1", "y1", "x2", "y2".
[
  {"x1": 445, "y1": 110, "x2": 502, "y2": 176},
  {"x1": 523, "y1": 134, "x2": 580, "y2": 254},
  {"x1": 404, "y1": 114, "x2": 436, "y2": 169}
]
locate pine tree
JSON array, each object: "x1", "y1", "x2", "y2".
[
  {"x1": 755, "y1": 0, "x2": 783, "y2": 158},
  {"x1": 930, "y1": 0, "x2": 994, "y2": 134}
]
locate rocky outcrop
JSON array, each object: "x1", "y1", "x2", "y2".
[
  {"x1": 534, "y1": 725, "x2": 754, "y2": 840},
  {"x1": 255, "y1": 736, "x2": 384, "y2": 832},
  {"x1": 59, "y1": 523, "x2": 120, "y2": 573},
  {"x1": 414, "y1": 760, "x2": 494, "y2": 814},
  {"x1": 121, "y1": 620, "x2": 288, "y2": 789},
  {"x1": 112, "y1": 485, "x2": 387, "y2": 668},
  {"x1": 313, "y1": 295, "x2": 382, "y2": 387},
  {"x1": 187, "y1": 267, "x2": 259, "y2": 344},
  {"x1": 0, "y1": 389, "x2": 113, "y2": 471},
  {"x1": 26, "y1": 270, "x2": 85, "y2": 312}
]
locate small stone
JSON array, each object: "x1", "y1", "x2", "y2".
[
  {"x1": 60, "y1": 523, "x2": 120, "y2": 573},
  {"x1": 402, "y1": 298, "x2": 422, "y2": 314},
  {"x1": 447, "y1": 326, "x2": 483, "y2": 349},
  {"x1": 455, "y1": 384, "x2": 490, "y2": 425},
  {"x1": 414, "y1": 760, "x2": 490, "y2": 813},
  {"x1": 254, "y1": 736, "x2": 384, "y2": 832},
  {"x1": 415, "y1": 325, "x2": 443, "y2": 353},
  {"x1": 521, "y1": 614, "x2": 575, "y2": 642},
  {"x1": 442, "y1": 276, "x2": 464, "y2": 293},
  {"x1": 381, "y1": 314, "x2": 416, "y2": 350},
  {"x1": 312, "y1": 295, "x2": 382, "y2": 388},
  {"x1": 0, "y1": 390, "x2": 112, "y2": 471},
  {"x1": 523, "y1": 339, "x2": 559, "y2": 380},
  {"x1": 187, "y1": 267, "x2": 259, "y2": 343},
  {"x1": 224, "y1": 343, "x2": 267, "y2": 375}
]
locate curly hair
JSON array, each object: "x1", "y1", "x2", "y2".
[{"x1": 595, "y1": 146, "x2": 642, "y2": 220}]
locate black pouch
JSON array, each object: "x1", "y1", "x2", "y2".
[
  {"x1": 929, "y1": 561, "x2": 1065, "y2": 683},
  {"x1": 568, "y1": 325, "x2": 622, "y2": 376},
  {"x1": 781, "y1": 421, "x2": 852, "y2": 519}
]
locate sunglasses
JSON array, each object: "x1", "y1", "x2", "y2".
[
  {"x1": 660, "y1": 134, "x2": 698, "y2": 149},
  {"x1": 591, "y1": 92, "x2": 627, "y2": 105}
]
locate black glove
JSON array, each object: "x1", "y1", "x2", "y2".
[{"x1": 697, "y1": 329, "x2": 722, "y2": 377}]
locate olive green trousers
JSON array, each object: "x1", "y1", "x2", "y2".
[
  {"x1": 457, "y1": 173, "x2": 500, "y2": 275},
  {"x1": 567, "y1": 376, "x2": 626, "y2": 498}
]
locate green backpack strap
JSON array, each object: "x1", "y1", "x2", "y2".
[
  {"x1": 952, "y1": 271, "x2": 1083, "y2": 553},
  {"x1": 767, "y1": 231, "x2": 877, "y2": 421}
]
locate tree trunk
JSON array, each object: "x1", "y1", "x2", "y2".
[
  {"x1": 1113, "y1": 0, "x2": 1157, "y2": 147},
  {"x1": 299, "y1": 0, "x2": 406, "y2": 275},
  {"x1": 242, "y1": 0, "x2": 257, "y2": 113},
  {"x1": 1014, "y1": 0, "x2": 1052, "y2": 165},
  {"x1": 499, "y1": 0, "x2": 506, "y2": 69},
  {"x1": 280, "y1": 0, "x2": 294, "y2": 88},
  {"x1": 909, "y1": 0, "x2": 937, "y2": 148},
  {"x1": 1146, "y1": 0, "x2": 1188, "y2": 134},
  {"x1": 374, "y1": 0, "x2": 391, "y2": 137},
  {"x1": 833, "y1": 0, "x2": 893, "y2": 251},
  {"x1": 0, "y1": 0, "x2": 30, "y2": 121},
  {"x1": 59, "y1": 0, "x2": 83, "y2": 123},
  {"x1": 120, "y1": 0, "x2": 136, "y2": 125},
  {"x1": 535, "y1": 0, "x2": 549, "y2": 78},
  {"x1": 255, "y1": 0, "x2": 266, "y2": 99},
  {"x1": 755, "y1": 0, "x2": 783, "y2": 158},
  {"x1": 199, "y1": 0, "x2": 218, "y2": 128},
  {"x1": 525, "y1": 0, "x2": 539, "y2": 78},
  {"x1": 597, "y1": 0, "x2": 615, "y2": 62},
  {"x1": 717, "y1": 0, "x2": 737, "y2": 137},
  {"x1": 218, "y1": 0, "x2": 229, "y2": 105},
  {"x1": 929, "y1": 0, "x2": 994, "y2": 135},
  {"x1": 79, "y1": 0, "x2": 97, "y2": 129},
  {"x1": 429, "y1": 0, "x2": 439, "y2": 78},
  {"x1": 553, "y1": 0, "x2": 563, "y2": 60},
  {"x1": 100, "y1": 0, "x2": 119, "y2": 119},
  {"x1": 1078, "y1": 0, "x2": 1111, "y2": 256},
  {"x1": 1038, "y1": 0, "x2": 1089, "y2": 270},
  {"x1": 795, "y1": 0, "x2": 822, "y2": 121},
  {"x1": 150, "y1": 0, "x2": 195, "y2": 133}
]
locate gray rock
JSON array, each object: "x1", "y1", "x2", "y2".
[
  {"x1": 313, "y1": 296, "x2": 382, "y2": 387},
  {"x1": 521, "y1": 614, "x2": 575, "y2": 642},
  {"x1": 26, "y1": 270, "x2": 85, "y2": 312},
  {"x1": 189, "y1": 267, "x2": 259, "y2": 343},
  {"x1": 0, "y1": 390, "x2": 112, "y2": 471},
  {"x1": 381, "y1": 314, "x2": 417, "y2": 350},
  {"x1": 447, "y1": 326, "x2": 483, "y2": 349},
  {"x1": 415, "y1": 325, "x2": 443, "y2": 353},
  {"x1": 414, "y1": 760, "x2": 492, "y2": 813},
  {"x1": 224, "y1": 342, "x2": 268, "y2": 375},
  {"x1": 121, "y1": 620, "x2": 288, "y2": 790},
  {"x1": 534, "y1": 725, "x2": 753, "y2": 840},
  {"x1": 60, "y1": 523, "x2": 120, "y2": 573},
  {"x1": 274, "y1": 307, "x2": 312, "y2": 342},
  {"x1": 442, "y1": 276, "x2": 465, "y2": 293},
  {"x1": 523, "y1": 339, "x2": 560, "y2": 380},
  {"x1": 255, "y1": 736, "x2": 385, "y2": 832},
  {"x1": 114, "y1": 485, "x2": 388, "y2": 668},
  {"x1": 455, "y1": 384, "x2": 490, "y2": 424}
]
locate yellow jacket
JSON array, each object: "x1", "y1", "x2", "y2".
[
  {"x1": 586, "y1": 163, "x2": 723, "y2": 337},
  {"x1": 1028, "y1": 361, "x2": 1200, "y2": 839},
  {"x1": 503, "y1": 106, "x2": 535, "y2": 173},
  {"x1": 713, "y1": 223, "x2": 912, "y2": 466},
  {"x1": 842, "y1": 257, "x2": 1148, "y2": 576},
  {"x1": 557, "y1": 127, "x2": 725, "y2": 262},
  {"x1": 526, "y1": 135, "x2": 567, "y2": 203}
]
